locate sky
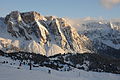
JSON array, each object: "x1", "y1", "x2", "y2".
[{"x1": 0, "y1": 0, "x2": 120, "y2": 19}]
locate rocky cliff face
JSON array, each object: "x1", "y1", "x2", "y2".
[
  {"x1": 0, "y1": 11, "x2": 120, "y2": 58},
  {"x1": 72, "y1": 20, "x2": 120, "y2": 58},
  {"x1": 0, "y1": 11, "x2": 90, "y2": 56}
]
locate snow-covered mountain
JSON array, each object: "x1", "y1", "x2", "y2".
[
  {"x1": 0, "y1": 11, "x2": 120, "y2": 80},
  {"x1": 68, "y1": 18, "x2": 120, "y2": 58},
  {"x1": 0, "y1": 11, "x2": 120, "y2": 58},
  {"x1": 0, "y1": 11, "x2": 91, "y2": 56}
]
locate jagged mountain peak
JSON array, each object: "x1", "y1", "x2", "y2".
[
  {"x1": 0, "y1": 11, "x2": 120, "y2": 58},
  {"x1": 0, "y1": 11, "x2": 90, "y2": 56},
  {"x1": 5, "y1": 11, "x2": 46, "y2": 25}
]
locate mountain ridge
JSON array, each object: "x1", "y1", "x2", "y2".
[
  {"x1": 0, "y1": 11, "x2": 91, "y2": 56},
  {"x1": 0, "y1": 11, "x2": 120, "y2": 58}
]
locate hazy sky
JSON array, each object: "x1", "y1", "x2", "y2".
[{"x1": 0, "y1": 0, "x2": 120, "y2": 19}]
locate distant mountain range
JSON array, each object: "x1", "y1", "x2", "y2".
[{"x1": 0, "y1": 11, "x2": 120, "y2": 58}]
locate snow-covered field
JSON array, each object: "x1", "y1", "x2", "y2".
[{"x1": 0, "y1": 56, "x2": 120, "y2": 80}]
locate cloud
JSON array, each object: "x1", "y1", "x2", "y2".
[{"x1": 101, "y1": 0, "x2": 120, "y2": 9}]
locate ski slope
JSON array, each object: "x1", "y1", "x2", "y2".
[{"x1": 0, "y1": 56, "x2": 120, "y2": 80}]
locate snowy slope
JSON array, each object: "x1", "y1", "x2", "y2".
[{"x1": 0, "y1": 56, "x2": 120, "y2": 80}]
